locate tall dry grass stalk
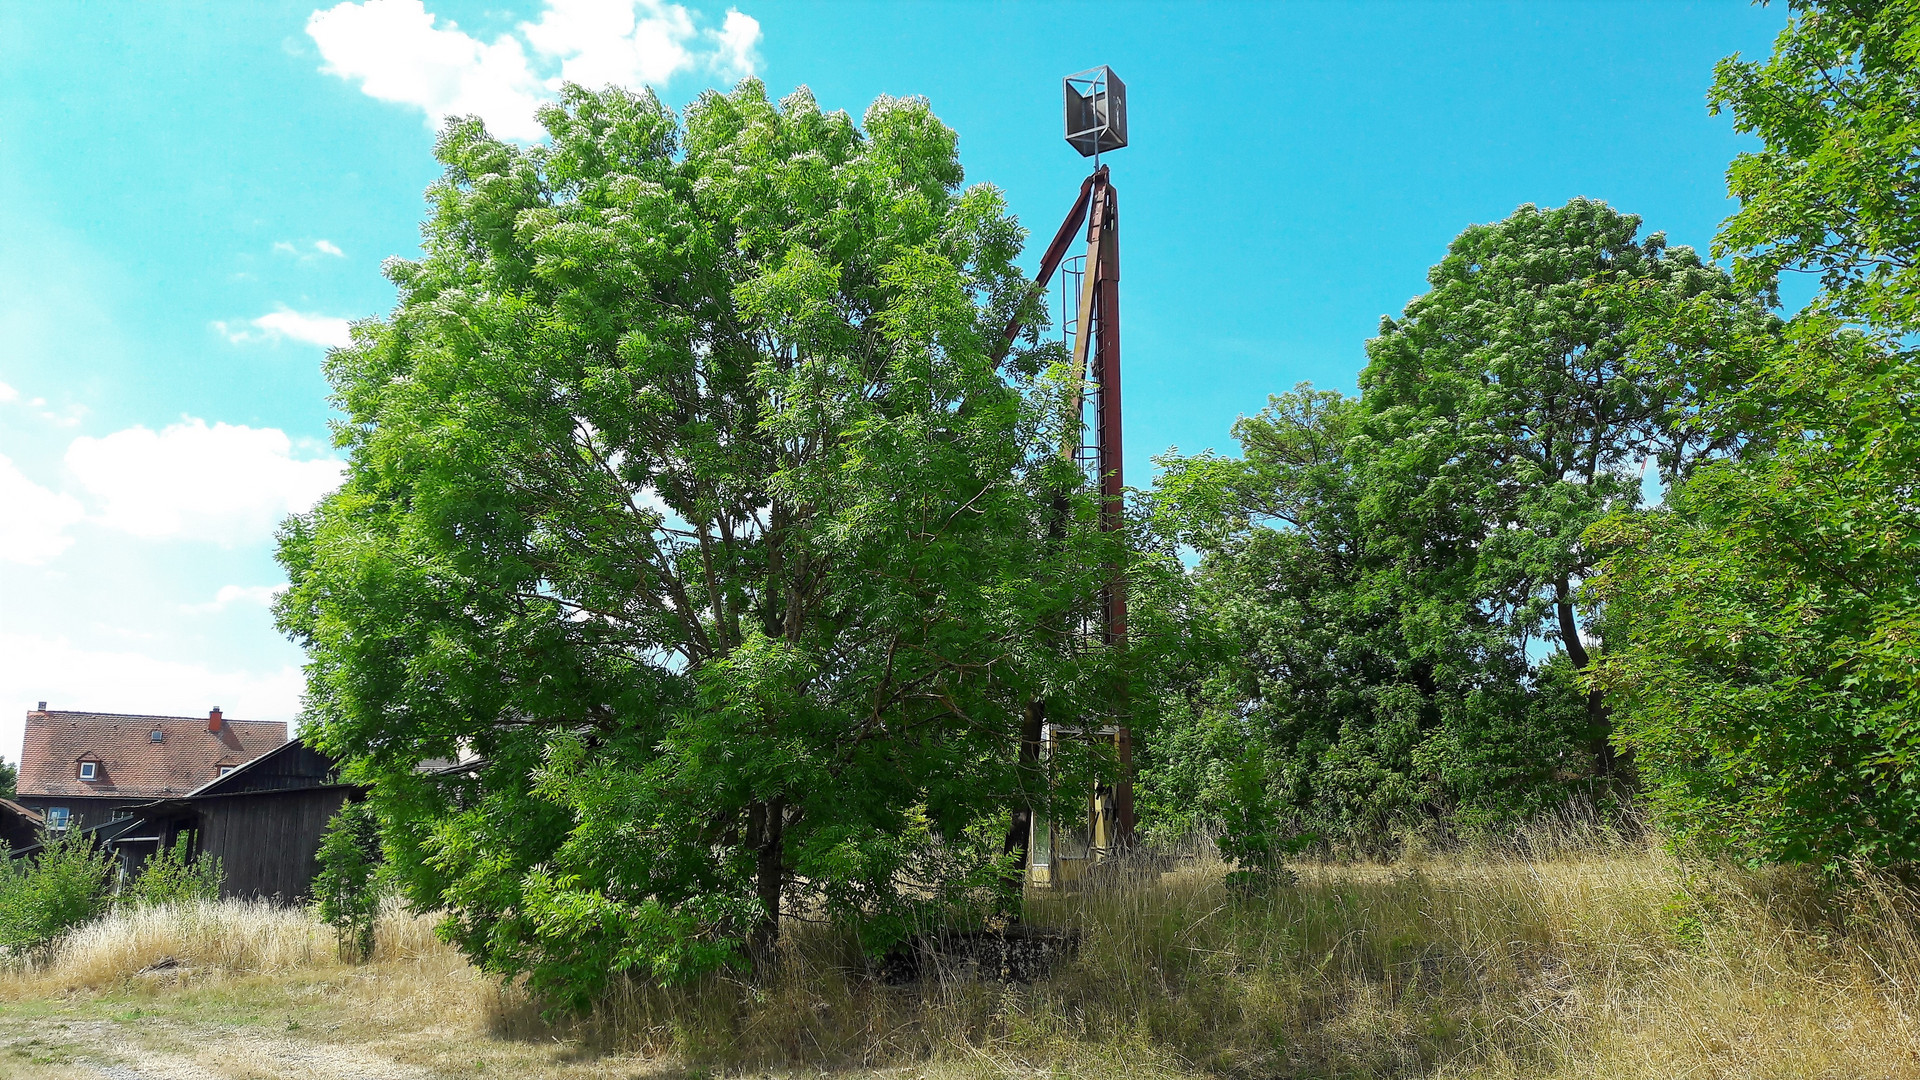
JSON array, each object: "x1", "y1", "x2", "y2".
[
  {"x1": 0, "y1": 897, "x2": 454, "y2": 995},
  {"x1": 4, "y1": 829, "x2": 1919, "y2": 1078}
]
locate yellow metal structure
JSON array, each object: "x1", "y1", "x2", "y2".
[{"x1": 1026, "y1": 723, "x2": 1131, "y2": 889}]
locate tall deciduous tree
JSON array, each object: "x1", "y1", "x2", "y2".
[
  {"x1": 1713, "y1": 0, "x2": 1920, "y2": 333},
  {"x1": 1136, "y1": 202, "x2": 1755, "y2": 846},
  {"x1": 277, "y1": 82, "x2": 1106, "y2": 1003},
  {"x1": 1355, "y1": 199, "x2": 1747, "y2": 773},
  {"x1": 1141, "y1": 388, "x2": 1443, "y2": 840},
  {"x1": 1588, "y1": 318, "x2": 1920, "y2": 868},
  {"x1": 1140, "y1": 386, "x2": 1590, "y2": 845}
]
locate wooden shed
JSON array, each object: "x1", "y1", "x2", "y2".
[
  {"x1": 0, "y1": 799, "x2": 45, "y2": 850},
  {"x1": 112, "y1": 739, "x2": 360, "y2": 902}
]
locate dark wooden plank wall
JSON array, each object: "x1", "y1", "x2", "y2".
[
  {"x1": 198, "y1": 788, "x2": 352, "y2": 902},
  {"x1": 221, "y1": 742, "x2": 338, "y2": 794},
  {"x1": 0, "y1": 810, "x2": 40, "y2": 850}
]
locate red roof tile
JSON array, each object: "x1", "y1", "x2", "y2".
[{"x1": 19, "y1": 710, "x2": 288, "y2": 799}]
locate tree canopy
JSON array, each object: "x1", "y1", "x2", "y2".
[
  {"x1": 1134, "y1": 199, "x2": 1758, "y2": 847},
  {"x1": 1713, "y1": 0, "x2": 1920, "y2": 332},
  {"x1": 1588, "y1": 0, "x2": 1920, "y2": 871},
  {"x1": 277, "y1": 81, "x2": 1109, "y2": 1000},
  {"x1": 268, "y1": 1, "x2": 1920, "y2": 1015}
]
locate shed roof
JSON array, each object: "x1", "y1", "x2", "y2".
[
  {"x1": 19, "y1": 710, "x2": 288, "y2": 799},
  {"x1": 177, "y1": 737, "x2": 341, "y2": 798}
]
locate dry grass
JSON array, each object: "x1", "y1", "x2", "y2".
[
  {"x1": 0, "y1": 898, "x2": 453, "y2": 992},
  {"x1": 530, "y1": 833, "x2": 1920, "y2": 1078},
  {"x1": 4, "y1": 836, "x2": 1920, "y2": 1078}
]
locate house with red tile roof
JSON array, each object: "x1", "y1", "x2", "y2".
[{"x1": 16, "y1": 704, "x2": 288, "y2": 834}]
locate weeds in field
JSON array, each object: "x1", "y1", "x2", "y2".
[
  {"x1": 4, "y1": 828, "x2": 1920, "y2": 1079},
  {"x1": 508, "y1": 826, "x2": 1920, "y2": 1077}
]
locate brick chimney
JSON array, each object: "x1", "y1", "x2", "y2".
[
  {"x1": 208, "y1": 706, "x2": 223, "y2": 733},
  {"x1": 35, "y1": 701, "x2": 46, "y2": 712}
]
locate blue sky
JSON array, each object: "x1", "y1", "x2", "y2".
[{"x1": 0, "y1": 1, "x2": 1789, "y2": 762}]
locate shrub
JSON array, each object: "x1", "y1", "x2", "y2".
[
  {"x1": 120, "y1": 835, "x2": 222, "y2": 908},
  {"x1": 312, "y1": 800, "x2": 382, "y2": 961},
  {"x1": 1213, "y1": 748, "x2": 1304, "y2": 894},
  {"x1": 0, "y1": 829, "x2": 113, "y2": 951},
  {"x1": 1588, "y1": 323, "x2": 1920, "y2": 871},
  {"x1": 1587, "y1": 0, "x2": 1920, "y2": 875}
]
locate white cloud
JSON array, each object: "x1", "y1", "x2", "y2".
[
  {"x1": 522, "y1": 0, "x2": 696, "y2": 90},
  {"x1": 307, "y1": 0, "x2": 759, "y2": 141},
  {"x1": 0, "y1": 381, "x2": 86, "y2": 427},
  {"x1": 274, "y1": 239, "x2": 347, "y2": 260},
  {"x1": 0, "y1": 455, "x2": 85, "y2": 565},
  {"x1": 252, "y1": 307, "x2": 353, "y2": 347},
  {"x1": 0, "y1": 633, "x2": 305, "y2": 757},
  {"x1": 308, "y1": 0, "x2": 552, "y2": 140},
  {"x1": 65, "y1": 419, "x2": 344, "y2": 543},
  {"x1": 215, "y1": 305, "x2": 354, "y2": 348},
  {"x1": 709, "y1": 9, "x2": 760, "y2": 82},
  {"x1": 183, "y1": 583, "x2": 290, "y2": 614}
]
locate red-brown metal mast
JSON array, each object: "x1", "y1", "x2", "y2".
[
  {"x1": 1003, "y1": 66, "x2": 1129, "y2": 642},
  {"x1": 1001, "y1": 68, "x2": 1136, "y2": 872},
  {"x1": 1078, "y1": 164, "x2": 1135, "y2": 846},
  {"x1": 1077, "y1": 169, "x2": 1125, "y2": 648}
]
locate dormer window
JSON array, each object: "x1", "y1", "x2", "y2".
[
  {"x1": 149, "y1": 728, "x2": 165, "y2": 744},
  {"x1": 218, "y1": 766, "x2": 235, "y2": 777},
  {"x1": 78, "y1": 761, "x2": 96, "y2": 780}
]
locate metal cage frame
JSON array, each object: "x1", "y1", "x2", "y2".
[{"x1": 1064, "y1": 66, "x2": 1128, "y2": 159}]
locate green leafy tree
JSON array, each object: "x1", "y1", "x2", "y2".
[
  {"x1": 1143, "y1": 389, "x2": 1418, "y2": 838},
  {"x1": 1138, "y1": 202, "x2": 1752, "y2": 846},
  {"x1": 277, "y1": 82, "x2": 1106, "y2": 1005},
  {"x1": 0, "y1": 755, "x2": 15, "y2": 800},
  {"x1": 1589, "y1": 319, "x2": 1920, "y2": 869},
  {"x1": 1142, "y1": 387, "x2": 1585, "y2": 844},
  {"x1": 1588, "y1": 0, "x2": 1920, "y2": 871},
  {"x1": 121, "y1": 835, "x2": 222, "y2": 908},
  {"x1": 1355, "y1": 198, "x2": 1750, "y2": 777},
  {"x1": 1713, "y1": 0, "x2": 1920, "y2": 333},
  {"x1": 313, "y1": 800, "x2": 382, "y2": 961}
]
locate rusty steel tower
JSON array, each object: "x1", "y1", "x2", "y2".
[{"x1": 1001, "y1": 67, "x2": 1135, "y2": 887}]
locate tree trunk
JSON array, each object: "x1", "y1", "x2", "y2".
[
  {"x1": 749, "y1": 796, "x2": 785, "y2": 966},
  {"x1": 1556, "y1": 576, "x2": 1625, "y2": 778},
  {"x1": 1555, "y1": 576, "x2": 1590, "y2": 669},
  {"x1": 1001, "y1": 699, "x2": 1046, "y2": 903}
]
